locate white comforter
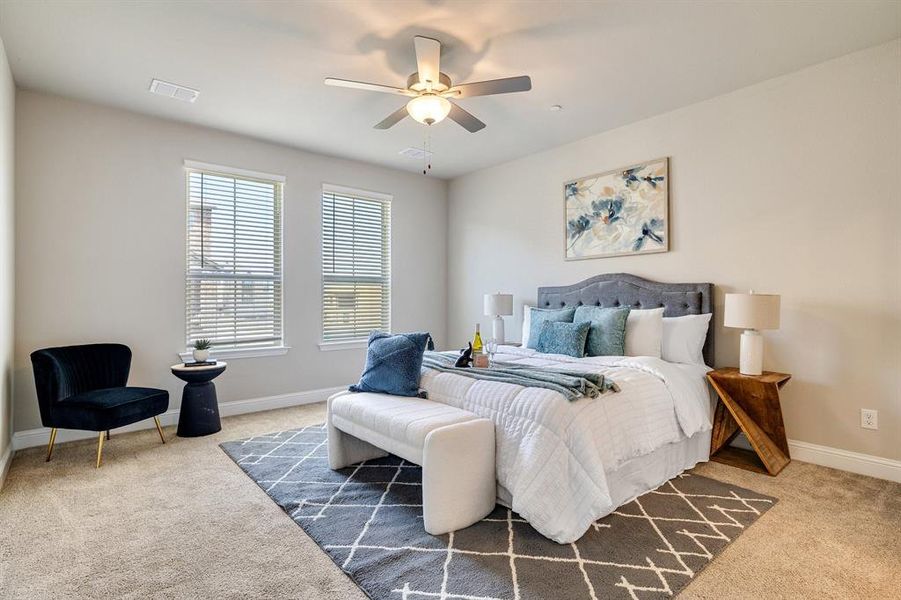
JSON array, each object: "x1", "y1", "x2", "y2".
[{"x1": 419, "y1": 346, "x2": 711, "y2": 543}]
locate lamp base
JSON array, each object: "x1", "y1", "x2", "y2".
[
  {"x1": 491, "y1": 316, "x2": 505, "y2": 345},
  {"x1": 739, "y1": 330, "x2": 764, "y2": 376}
]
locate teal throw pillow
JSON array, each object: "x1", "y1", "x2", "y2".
[
  {"x1": 574, "y1": 306, "x2": 631, "y2": 356},
  {"x1": 535, "y1": 321, "x2": 590, "y2": 358},
  {"x1": 527, "y1": 307, "x2": 576, "y2": 349}
]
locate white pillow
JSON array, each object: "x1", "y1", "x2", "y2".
[
  {"x1": 662, "y1": 313, "x2": 712, "y2": 365},
  {"x1": 521, "y1": 305, "x2": 532, "y2": 346},
  {"x1": 624, "y1": 308, "x2": 664, "y2": 357}
]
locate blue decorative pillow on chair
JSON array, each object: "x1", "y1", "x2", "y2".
[
  {"x1": 535, "y1": 321, "x2": 590, "y2": 358},
  {"x1": 349, "y1": 332, "x2": 434, "y2": 397},
  {"x1": 574, "y1": 306, "x2": 631, "y2": 356}
]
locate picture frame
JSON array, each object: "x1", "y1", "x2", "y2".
[{"x1": 564, "y1": 157, "x2": 669, "y2": 260}]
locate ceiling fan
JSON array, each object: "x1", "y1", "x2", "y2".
[{"x1": 325, "y1": 36, "x2": 532, "y2": 133}]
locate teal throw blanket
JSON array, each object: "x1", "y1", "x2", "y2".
[{"x1": 421, "y1": 351, "x2": 619, "y2": 401}]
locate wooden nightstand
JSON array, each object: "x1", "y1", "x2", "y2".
[{"x1": 707, "y1": 367, "x2": 792, "y2": 476}]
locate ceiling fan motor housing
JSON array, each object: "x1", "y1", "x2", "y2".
[{"x1": 407, "y1": 72, "x2": 452, "y2": 93}]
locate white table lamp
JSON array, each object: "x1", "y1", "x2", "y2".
[
  {"x1": 483, "y1": 293, "x2": 513, "y2": 344},
  {"x1": 724, "y1": 291, "x2": 781, "y2": 376}
]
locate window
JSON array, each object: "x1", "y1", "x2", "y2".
[
  {"x1": 321, "y1": 184, "x2": 391, "y2": 346},
  {"x1": 185, "y1": 161, "x2": 284, "y2": 356}
]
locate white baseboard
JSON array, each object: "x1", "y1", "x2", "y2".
[
  {"x1": 12, "y1": 385, "x2": 344, "y2": 451},
  {"x1": 12, "y1": 389, "x2": 899, "y2": 484},
  {"x1": 730, "y1": 433, "x2": 900, "y2": 483},
  {"x1": 787, "y1": 439, "x2": 901, "y2": 483},
  {"x1": 0, "y1": 443, "x2": 12, "y2": 490}
]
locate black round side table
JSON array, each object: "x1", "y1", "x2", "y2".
[{"x1": 170, "y1": 362, "x2": 227, "y2": 437}]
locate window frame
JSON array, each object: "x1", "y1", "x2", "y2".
[
  {"x1": 319, "y1": 182, "x2": 392, "y2": 350},
  {"x1": 180, "y1": 160, "x2": 288, "y2": 361}
]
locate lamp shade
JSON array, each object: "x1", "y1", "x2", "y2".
[
  {"x1": 406, "y1": 95, "x2": 452, "y2": 125},
  {"x1": 724, "y1": 293, "x2": 781, "y2": 330},
  {"x1": 484, "y1": 293, "x2": 513, "y2": 317}
]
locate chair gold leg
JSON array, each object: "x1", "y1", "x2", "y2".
[
  {"x1": 96, "y1": 431, "x2": 105, "y2": 468},
  {"x1": 46, "y1": 428, "x2": 58, "y2": 462},
  {"x1": 153, "y1": 416, "x2": 166, "y2": 444}
]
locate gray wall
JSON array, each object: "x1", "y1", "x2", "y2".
[
  {"x1": 13, "y1": 90, "x2": 448, "y2": 432},
  {"x1": 447, "y1": 41, "x2": 901, "y2": 461},
  {"x1": 0, "y1": 38, "x2": 13, "y2": 465}
]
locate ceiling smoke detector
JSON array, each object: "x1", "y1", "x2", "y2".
[
  {"x1": 149, "y1": 78, "x2": 199, "y2": 103},
  {"x1": 399, "y1": 147, "x2": 434, "y2": 160}
]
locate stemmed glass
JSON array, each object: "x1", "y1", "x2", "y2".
[{"x1": 485, "y1": 340, "x2": 498, "y2": 365}]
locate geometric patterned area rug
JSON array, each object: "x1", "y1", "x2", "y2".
[{"x1": 221, "y1": 423, "x2": 776, "y2": 600}]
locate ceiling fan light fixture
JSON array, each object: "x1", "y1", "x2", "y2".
[{"x1": 406, "y1": 94, "x2": 451, "y2": 126}]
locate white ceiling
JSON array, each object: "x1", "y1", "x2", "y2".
[{"x1": 1, "y1": 1, "x2": 898, "y2": 178}]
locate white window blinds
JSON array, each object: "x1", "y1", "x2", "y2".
[
  {"x1": 185, "y1": 163, "x2": 284, "y2": 350},
  {"x1": 321, "y1": 185, "x2": 391, "y2": 343}
]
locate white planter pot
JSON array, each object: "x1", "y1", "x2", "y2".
[{"x1": 192, "y1": 349, "x2": 210, "y2": 363}]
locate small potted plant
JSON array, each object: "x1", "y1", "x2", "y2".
[{"x1": 192, "y1": 339, "x2": 212, "y2": 363}]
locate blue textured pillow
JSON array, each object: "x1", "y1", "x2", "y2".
[
  {"x1": 349, "y1": 332, "x2": 433, "y2": 397},
  {"x1": 526, "y1": 307, "x2": 576, "y2": 349},
  {"x1": 535, "y1": 321, "x2": 590, "y2": 358},
  {"x1": 574, "y1": 306, "x2": 631, "y2": 356}
]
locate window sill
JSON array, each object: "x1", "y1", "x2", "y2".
[
  {"x1": 318, "y1": 340, "x2": 368, "y2": 352},
  {"x1": 177, "y1": 346, "x2": 290, "y2": 362}
]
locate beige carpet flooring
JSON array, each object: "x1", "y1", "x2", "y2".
[{"x1": 1, "y1": 402, "x2": 899, "y2": 599}]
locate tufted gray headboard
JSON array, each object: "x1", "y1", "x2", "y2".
[{"x1": 537, "y1": 273, "x2": 715, "y2": 365}]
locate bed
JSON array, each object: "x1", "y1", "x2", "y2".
[{"x1": 419, "y1": 273, "x2": 715, "y2": 543}]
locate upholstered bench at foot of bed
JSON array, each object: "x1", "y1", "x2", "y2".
[{"x1": 327, "y1": 391, "x2": 496, "y2": 536}]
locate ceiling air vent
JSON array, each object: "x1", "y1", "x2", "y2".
[
  {"x1": 399, "y1": 147, "x2": 433, "y2": 160},
  {"x1": 149, "y1": 79, "x2": 199, "y2": 103}
]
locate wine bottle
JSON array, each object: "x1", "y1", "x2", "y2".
[{"x1": 472, "y1": 323, "x2": 483, "y2": 354}]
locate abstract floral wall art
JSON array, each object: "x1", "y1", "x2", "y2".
[{"x1": 564, "y1": 157, "x2": 669, "y2": 260}]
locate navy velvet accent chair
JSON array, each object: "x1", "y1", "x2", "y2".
[{"x1": 31, "y1": 343, "x2": 169, "y2": 467}]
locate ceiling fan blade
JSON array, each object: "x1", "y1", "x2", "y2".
[
  {"x1": 413, "y1": 36, "x2": 441, "y2": 87},
  {"x1": 324, "y1": 77, "x2": 413, "y2": 96},
  {"x1": 374, "y1": 105, "x2": 409, "y2": 130},
  {"x1": 447, "y1": 101, "x2": 486, "y2": 133},
  {"x1": 447, "y1": 76, "x2": 532, "y2": 98}
]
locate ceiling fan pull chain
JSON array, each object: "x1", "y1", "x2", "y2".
[{"x1": 421, "y1": 132, "x2": 433, "y2": 176}]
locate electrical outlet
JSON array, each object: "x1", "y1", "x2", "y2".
[{"x1": 861, "y1": 409, "x2": 878, "y2": 430}]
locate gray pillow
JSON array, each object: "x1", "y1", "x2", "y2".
[
  {"x1": 526, "y1": 307, "x2": 576, "y2": 349},
  {"x1": 574, "y1": 306, "x2": 631, "y2": 356},
  {"x1": 535, "y1": 321, "x2": 590, "y2": 358}
]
